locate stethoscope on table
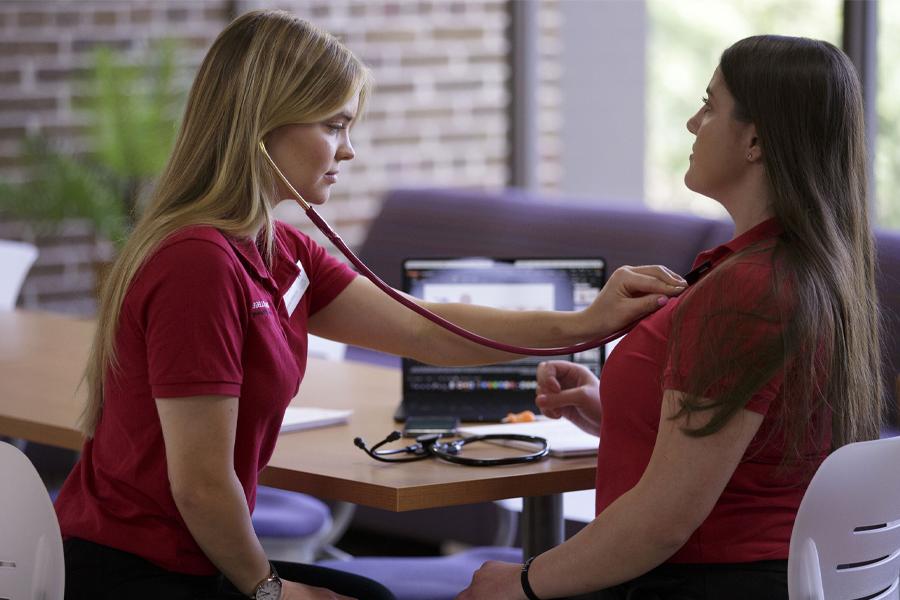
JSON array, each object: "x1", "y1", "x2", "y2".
[
  {"x1": 354, "y1": 430, "x2": 550, "y2": 466},
  {"x1": 259, "y1": 141, "x2": 711, "y2": 466}
]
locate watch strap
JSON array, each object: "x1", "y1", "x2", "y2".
[{"x1": 521, "y1": 556, "x2": 542, "y2": 600}]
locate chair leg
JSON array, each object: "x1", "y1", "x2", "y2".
[
  {"x1": 490, "y1": 503, "x2": 519, "y2": 547},
  {"x1": 314, "y1": 501, "x2": 357, "y2": 561}
]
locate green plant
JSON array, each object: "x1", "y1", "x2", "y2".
[
  {"x1": 1, "y1": 136, "x2": 125, "y2": 241},
  {"x1": 0, "y1": 41, "x2": 182, "y2": 244},
  {"x1": 82, "y1": 41, "x2": 180, "y2": 219}
]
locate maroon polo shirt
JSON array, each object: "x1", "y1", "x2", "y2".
[
  {"x1": 596, "y1": 218, "x2": 830, "y2": 563},
  {"x1": 54, "y1": 221, "x2": 356, "y2": 575}
]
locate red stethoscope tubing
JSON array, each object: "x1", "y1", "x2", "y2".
[
  {"x1": 305, "y1": 206, "x2": 638, "y2": 356},
  {"x1": 258, "y1": 141, "x2": 700, "y2": 357}
]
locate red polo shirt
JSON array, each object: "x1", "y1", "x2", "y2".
[
  {"x1": 54, "y1": 221, "x2": 356, "y2": 575},
  {"x1": 596, "y1": 218, "x2": 830, "y2": 563}
]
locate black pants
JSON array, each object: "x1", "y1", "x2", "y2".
[
  {"x1": 590, "y1": 559, "x2": 788, "y2": 600},
  {"x1": 63, "y1": 538, "x2": 396, "y2": 600}
]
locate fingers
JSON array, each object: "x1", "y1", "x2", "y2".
[
  {"x1": 614, "y1": 265, "x2": 686, "y2": 298},
  {"x1": 535, "y1": 361, "x2": 562, "y2": 394},
  {"x1": 628, "y1": 264, "x2": 687, "y2": 287},
  {"x1": 536, "y1": 360, "x2": 596, "y2": 394},
  {"x1": 536, "y1": 386, "x2": 593, "y2": 414}
]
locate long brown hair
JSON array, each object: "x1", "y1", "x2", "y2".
[
  {"x1": 79, "y1": 10, "x2": 372, "y2": 437},
  {"x1": 671, "y1": 35, "x2": 882, "y2": 461}
]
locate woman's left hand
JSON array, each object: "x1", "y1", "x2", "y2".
[
  {"x1": 455, "y1": 561, "x2": 525, "y2": 600},
  {"x1": 582, "y1": 265, "x2": 686, "y2": 336}
]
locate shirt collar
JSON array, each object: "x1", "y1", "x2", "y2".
[
  {"x1": 693, "y1": 217, "x2": 783, "y2": 270},
  {"x1": 225, "y1": 228, "x2": 302, "y2": 295},
  {"x1": 226, "y1": 235, "x2": 270, "y2": 282}
]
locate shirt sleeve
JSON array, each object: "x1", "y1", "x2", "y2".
[
  {"x1": 138, "y1": 238, "x2": 248, "y2": 399},
  {"x1": 662, "y1": 259, "x2": 786, "y2": 415}
]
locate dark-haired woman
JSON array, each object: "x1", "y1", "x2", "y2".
[{"x1": 458, "y1": 35, "x2": 882, "y2": 600}]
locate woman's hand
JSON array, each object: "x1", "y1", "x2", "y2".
[
  {"x1": 536, "y1": 360, "x2": 601, "y2": 436},
  {"x1": 282, "y1": 580, "x2": 356, "y2": 600},
  {"x1": 455, "y1": 561, "x2": 525, "y2": 600},
  {"x1": 582, "y1": 265, "x2": 685, "y2": 337}
]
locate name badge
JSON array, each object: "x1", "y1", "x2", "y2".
[{"x1": 283, "y1": 260, "x2": 310, "y2": 317}]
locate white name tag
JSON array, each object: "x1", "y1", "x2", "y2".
[{"x1": 283, "y1": 260, "x2": 310, "y2": 317}]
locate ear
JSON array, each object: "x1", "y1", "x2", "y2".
[
  {"x1": 743, "y1": 123, "x2": 763, "y2": 163},
  {"x1": 745, "y1": 123, "x2": 761, "y2": 155}
]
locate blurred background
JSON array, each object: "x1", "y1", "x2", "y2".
[{"x1": 0, "y1": 0, "x2": 895, "y2": 316}]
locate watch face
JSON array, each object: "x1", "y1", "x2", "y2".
[{"x1": 256, "y1": 578, "x2": 282, "y2": 600}]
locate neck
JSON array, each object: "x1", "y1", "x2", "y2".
[
  {"x1": 720, "y1": 171, "x2": 776, "y2": 236},
  {"x1": 729, "y1": 204, "x2": 775, "y2": 237}
]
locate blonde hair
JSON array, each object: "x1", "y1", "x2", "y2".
[{"x1": 80, "y1": 10, "x2": 372, "y2": 436}]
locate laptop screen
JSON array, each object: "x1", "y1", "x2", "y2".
[{"x1": 401, "y1": 258, "x2": 606, "y2": 419}]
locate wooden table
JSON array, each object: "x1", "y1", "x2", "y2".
[{"x1": 0, "y1": 310, "x2": 598, "y2": 558}]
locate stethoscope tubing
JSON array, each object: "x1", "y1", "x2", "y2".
[
  {"x1": 259, "y1": 141, "x2": 706, "y2": 357},
  {"x1": 305, "y1": 207, "x2": 640, "y2": 356}
]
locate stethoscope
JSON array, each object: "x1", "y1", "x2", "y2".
[
  {"x1": 258, "y1": 141, "x2": 710, "y2": 357},
  {"x1": 259, "y1": 142, "x2": 712, "y2": 466},
  {"x1": 354, "y1": 430, "x2": 550, "y2": 466}
]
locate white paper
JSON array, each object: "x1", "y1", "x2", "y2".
[
  {"x1": 280, "y1": 406, "x2": 352, "y2": 433},
  {"x1": 458, "y1": 418, "x2": 599, "y2": 458}
]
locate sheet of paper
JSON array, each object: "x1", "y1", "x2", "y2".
[
  {"x1": 458, "y1": 418, "x2": 599, "y2": 458},
  {"x1": 280, "y1": 406, "x2": 352, "y2": 433}
]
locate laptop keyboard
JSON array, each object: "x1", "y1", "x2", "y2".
[{"x1": 400, "y1": 399, "x2": 538, "y2": 422}]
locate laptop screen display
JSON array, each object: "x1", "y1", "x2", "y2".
[{"x1": 400, "y1": 258, "x2": 606, "y2": 420}]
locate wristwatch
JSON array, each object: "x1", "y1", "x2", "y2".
[{"x1": 251, "y1": 564, "x2": 282, "y2": 600}]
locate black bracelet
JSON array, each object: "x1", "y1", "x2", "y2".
[{"x1": 521, "y1": 556, "x2": 542, "y2": 600}]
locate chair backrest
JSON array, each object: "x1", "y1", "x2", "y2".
[
  {"x1": 788, "y1": 436, "x2": 900, "y2": 600},
  {"x1": 0, "y1": 240, "x2": 38, "y2": 310},
  {"x1": 0, "y1": 441, "x2": 64, "y2": 600}
]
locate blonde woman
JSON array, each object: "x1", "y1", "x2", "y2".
[{"x1": 53, "y1": 10, "x2": 684, "y2": 600}]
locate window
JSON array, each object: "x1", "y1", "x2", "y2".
[
  {"x1": 877, "y1": 0, "x2": 900, "y2": 228},
  {"x1": 645, "y1": 0, "x2": 842, "y2": 216}
]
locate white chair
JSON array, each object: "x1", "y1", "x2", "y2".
[
  {"x1": 0, "y1": 240, "x2": 38, "y2": 310},
  {"x1": 788, "y1": 435, "x2": 900, "y2": 600},
  {"x1": 0, "y1": 240, "x2": 38, "y2": 454},
  {"x1": 0, "y1": 441, "x2": 65, "y2": 599}
]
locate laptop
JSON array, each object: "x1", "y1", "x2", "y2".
[{"x1": 395, "y1": 257, "x2": 607, "y2": 422}]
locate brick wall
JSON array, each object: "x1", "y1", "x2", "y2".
[{"x1": 0, "y1": 0, "x2": 562, "y2": 315}]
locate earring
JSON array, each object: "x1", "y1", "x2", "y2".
[{"x1": 747, "y1": 152, "x2": 753, "y2": 161}]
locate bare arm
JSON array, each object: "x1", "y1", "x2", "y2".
[
  {"x1": 458, "y1": 389, "x2": 764, "y2": 598},
  {"x1": 155, "y1": 395, "x2": 270, "y2": 594},
  {"x1": 309, "y1": 266, "x2": 685, "y2": 366},
  {"x1": 155, "y1": 396, "x2": 352, "y2": 599}
]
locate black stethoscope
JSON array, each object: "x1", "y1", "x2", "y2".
[{"x1": 354, "y1": 431, "x2": 550, "y2": 466}]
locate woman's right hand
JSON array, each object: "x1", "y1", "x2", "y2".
[
  {"x1": 282, "y1": 580, "x2": 356, "y2": 600},
  {"x1": 535, "y1": 360, "x2": 601, "y2": 436}
]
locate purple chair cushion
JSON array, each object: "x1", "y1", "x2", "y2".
[
  {"x1": 359, "y1": 187, "x2": 726, "y2": 288},
  {"x1": 252, "y1": 486, "x2": 330, "y2": 538},
  {"x1": 317, "y1": 546, "x2": 522, "y2": 600}
]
